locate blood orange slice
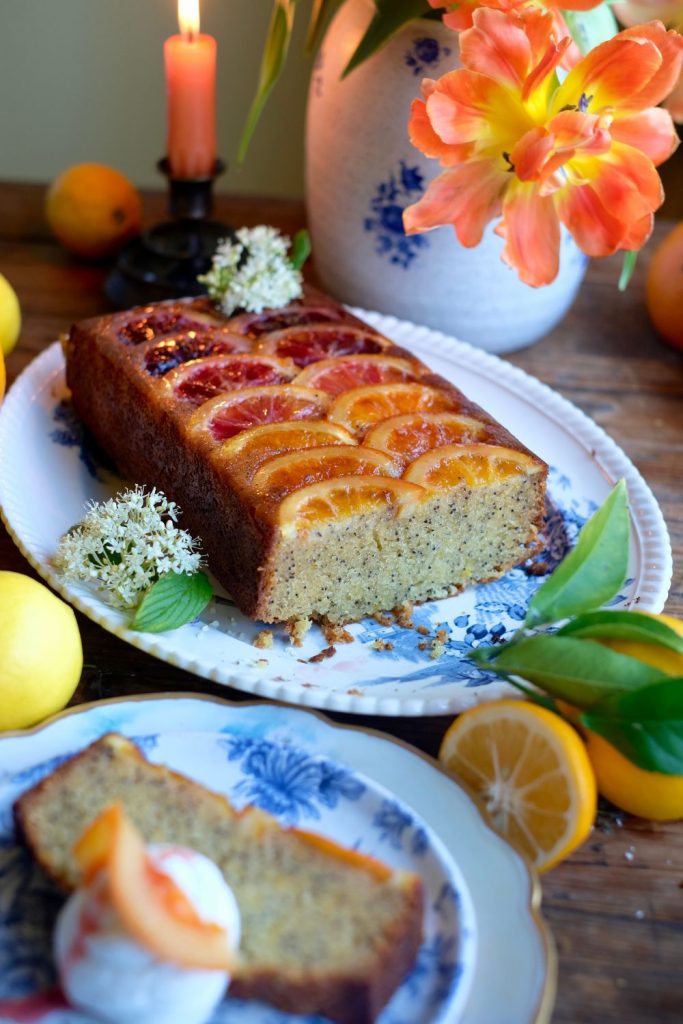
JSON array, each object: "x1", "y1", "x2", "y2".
[
  {"x1": 228, "y1": 304, "x2": 353, "y2": 338},
  {"x1": 164, "y1": 354, "x2": 296, "y2": 407},
  {"x1": 142, "y1": 330, "x2": 251, "y2": 377},
  {"x1": 328, "y1": 383, "x2": 456, "y2": 436},
  {"x1": 294, "y1": 355, "x2": 421, "y2": 396},
  {"x1": 365, "y1": 412, "x2": 489, "y2": 464},
  {"x1": 216, "y1": 420, "x2": 356, "y2": 481},
  {"x1": 404, "y1": 443, "x2": 545, "y2": 489},
  {"x1": 187, "y1": 385, "x2": 330, "y2": 444},
  {"x1": 252, "y1": 445, "x2": 400, "y2": 502},
  {"x1": 277, "y1": 476, "x2": 425, "y2": 536},
  {"x1": 256, "y1": 325, "x2": 390, "y2": 367}
]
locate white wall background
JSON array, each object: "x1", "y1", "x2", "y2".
[{"x1": 0, "y1": 0, "x2": 313, "y2": 197}]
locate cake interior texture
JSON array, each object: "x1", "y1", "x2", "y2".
[
  {"x1": 14, "y1": 734, "x2": 424, "y2": 1024},
  {"x1": 65, "y1": 291, "x2": 548, "y2": 624}
]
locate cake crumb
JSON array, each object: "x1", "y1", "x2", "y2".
[
  {"x1": 417, "y1": 625, "x2": 430, "y2": 636},
  {"x1": 253, "y1": 658, "x2": 269, "y2": 668},
  {"x1": 370, "y1": 639, "x2": 394, "y2": 652},
  {"x1": 253, "y1": 630, "x2": 274, "y2": 650},
  {"x1": 393, "y1": 603, "x2": 414, "y2": 629},
  {"x1": 429, "y1": 628, "x2": 450, "y2": 660},
  {"x1": 286, "y1": 618, "x2": 312, "y2": 647},
  {"x1": 308, "y1": 645, "x2": 336, "y2": 664},
  {"x1": 323, "y1": 622, "x2": 354, "y2": 645},
  {"x1": 347, "y1": 687, "x2": 363, "y2": 696},
  {"x1": 373, "y1": 611, "x2": 394, "y2": 627},
  {"x1": 525, "y1": 560, "x2": 549, "y2": 576},
  {"x1": 418, "y1": 641, "x2": 429, "y2": 651}
]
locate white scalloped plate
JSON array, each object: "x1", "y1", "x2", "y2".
[{"x1": 0, "y1": 310, "x2": 672, "y2": 716}]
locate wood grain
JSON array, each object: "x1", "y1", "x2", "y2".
[{"x1": 1, "y1": 170, "x2": 682, "y2": 1023}]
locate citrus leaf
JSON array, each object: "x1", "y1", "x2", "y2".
[
  {"x1": 618, "y1": 250, "x2": 638, "y2": 293},
  {"x1": 238, "y1": 1, "x2": 297, "y2": 163},
  {"x1": 343, "y1": 0, "x2": 438, "y2": 78},
  {"x1": 290, "y1": 228, "x2": 311, "y2": 270},
  {"x1": 581, "y1": 679, "x2": 683, "y2": 775},
  {"x1": 131, "y1": 572, "x2": 212, "y2": 633},
  {"x1": 473, "y1": 634, "x2": 666, "y2": 707},
  {"x1": 557, "y1": 610, "x2": 683, "y2": 653},
  {"x1": 524, "y1": 480, "x2": 630, "y2": 629}
]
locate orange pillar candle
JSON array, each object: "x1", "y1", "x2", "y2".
[{"x1": 164, "y1": 0, "x2": 217, "y2": 179}]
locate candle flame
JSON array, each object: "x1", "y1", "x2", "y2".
[{"x1": 178, "y1": 0, "x2": 200, "y2": 39}]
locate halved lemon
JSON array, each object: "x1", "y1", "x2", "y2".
[
  {"x1": 365, "y1": 412, "x2": 489, "y2": 465},
  {"x1": 440, "y1": 700, "x2": 597, "y2": 873},
  {"x1": 294, "y1": 355, "x2": 421, "y2": 396},
  {"x1": 404, "y1": 443, "x2": 544, "y2": 489},
  {"x1": 277, "y1": 476, "x2": 424, "y2": 535},
  {"x1": 186, "y1": 385, "x2": 330, "y2": 444},
  {"x1": 215, "y1": 420, "x2": 356, "y2": 480},
  {"x1": 328, "y1": 383, "x2": 455, "y2": 436},
  {"x1": 252, "y1": 445, "x2": 399, "y2": 501}
]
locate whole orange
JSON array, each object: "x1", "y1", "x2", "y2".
[
  {"x1": 45, "y1": 163, "x2": 142, "y2": 260},
  {"x1": 646, "y1": 221, "x2": 683, "y2": 349}
]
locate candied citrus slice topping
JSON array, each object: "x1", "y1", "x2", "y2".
[
  {"x1": 278, "y1": 475, "x2": 424, "y2": 535},
  {"x1": 163, "y1": 354, "x2": 296, "y2": 407},
  {"x1": 216, "y1": 420, "x2": 356, "y2": 480},
  {"x1": 187, "y1": 385, "x2": 330, "y2": 443},
  {"x1": 256, "y1": 324, "x2": 388, "y2": 367},
  {"x1": 252, "y1": 445, "x2": 399, "y2": 501},
  {"x1": 439, "y1": 701, "x2": 597, "y2": 873},
  {"x1": 404, "y1": 443, "x2": 543, "y2": 489},
  {"x1": 328, "y1": 383, "x2": 456, "y2": 436},
  {"x1": 227, "y1": 304, "x2": 351, "y2": 337},
  {"x1": 365, "y1": 412, "x2": 489, "y2": 464},
  {"x1": 143, "y1": 330, "x2": 251, "y2": 377},
  {"x1": 293, "y1": 355, "x2": 422, "y2": 396}
]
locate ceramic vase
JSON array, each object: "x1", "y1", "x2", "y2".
[{"x1": 305, "y1": 0, "x2": 589, "y2": 354}]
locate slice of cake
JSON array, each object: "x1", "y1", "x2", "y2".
[
  {"x1": 14, "y1": 732, "x2": 424, "y2": 1024},
  {"x1": 64, "y1": 287, "x2": 547, "y2": 624}
]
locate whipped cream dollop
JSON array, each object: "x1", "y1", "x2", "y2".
[{"x1": 54, "y1": 844, "x2": 241, "y2": 1024}]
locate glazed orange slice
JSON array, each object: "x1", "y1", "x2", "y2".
[
  {"x1": 186, "y1": 385, "x2": 330, "y2": 443},
  {"x1": 365, "y1": 412, "x2": 489, "y2": 465},
  {"x1": 252, "y1": 445, "x2": 400, "y2": 501},
  {"x1": 404, "y1": 443, "x2": 544, "y2": 489},
  {"x1": 256, "y1": 324, "x2": 389, "y2": 367},
  {"x1": 277, "y1": 476, "x2": 424, "y2": 536},
  {"x1": 215, "y1": 420, "x2": 356, "y2": 481},
  {"x1": 164, "y1": 354, "x2": 297, "y2": 407},
  {"x1": 294, "y1": 355, "x2": 421, "y2": 396},
  {"x1": 328, "y1": 383, "x2": 456, "y2": 436}
]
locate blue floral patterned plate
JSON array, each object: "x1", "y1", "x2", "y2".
[
  {"x1": 0, "y1": 695, "x2": 555, "y2": 1023},
  {"x1": 0, "y1": 312, "x2": 671, "y2": 716}
]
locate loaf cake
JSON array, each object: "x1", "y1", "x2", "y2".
[
  {"x1": 14, "y1": 732, "x2": 424, "y2": 1024},
  {"x1": 64, "y1": 286, "x2": 548, "y2": 624}
]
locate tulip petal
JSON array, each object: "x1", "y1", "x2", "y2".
[
  {"x1": 460, "y1": 8, "x2": 535, "y2": 89},
  {"x1": 612, "y1": 106, "x2": 679, "y2": 163},
  {"x1": 557, "y1": 181, "x2": 632, "y2": 255},
  {"x1": 426, "y1": 70, "x2": 529, "y2": 146},
  {"x1": 573, "y1": 142, "x2": 664, "y2": 224},
  {"x1": 619, "y1": 22, "x2": 683, "y2": 109},
  {"x1": 408, "y1": 98, "x2": 471, "y2": 166},
  {"x1": 553, "y1": 36, "x2": 664, "y2": 113},
  {"x1": 665, "y1": 69, "x2": 683, "y2": 122},
  {"x1": 496, "y1": 183, "x2": 561, "y2": 286},
  {"x1": 620, "y1": 212, "x2": 655, "y2": 250},
  {"x1": 403, "y1": 162, "x2": 508, "y2": 247}
]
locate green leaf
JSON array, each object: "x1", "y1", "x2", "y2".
[
  {"x1": 524, "y1": 480, "x2": 630, "y2": 629},
  {"x1": 238, "y1": 1, "x2": 297, "y2": 163},
  {"x1": 131, "y1": 572, "x2": 212, "y2": 633},
  {"x1": 343, "y1": 0, "x2": 437, "y2": 78},
  {"x1": 563, "y1": 6, "x2": 619, "y2": 56},
  {"x1": 581, "y1": 679, "x2": 683, "y2": 774},
  {"x1": 557, "y1": 610, "x2": 683, "y2": 654},
  {"x1": 290, "y1": 228, "x2": 312, "y2": 270},
  {"x1": 618, "y1": 250, "x2": 638, "y2": 292},
  {"x1": 306, "y1": 0, "x2": 343, "y2": 51},
  {"x1": 473, "y1": 634, "x2": 666, "y2": 707}
]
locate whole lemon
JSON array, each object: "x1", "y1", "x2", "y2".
[
  {"x1": 584, "y1": 612, "x2": 683, "y2": 821},
  {"x1": 45, "y1": 163, "x2": 142, "y2": 260},
  {"x1": 0, "y1": 273, "x2": 21, "y2": 357},
  {"x1": 0, "y1": 572, "x2": 83, "y2": 731}
]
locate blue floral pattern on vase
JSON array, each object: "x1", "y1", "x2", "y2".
[
  {"x1": 218, "y1": 736, "x2": 366, "y2": 825},
  {"x1": 404, "y1": 36, "x2": 452, "y2": 77},
  {"x1": 364, "y1": 162, "x2": 429, "y2": 268}
]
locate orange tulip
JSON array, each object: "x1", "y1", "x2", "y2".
[
  {"x1": 404, "y1": 12, "x2": 683, "y2": 286},
  {"x1": 614, "y1": 0, "x2": 683, "y2": 119}
]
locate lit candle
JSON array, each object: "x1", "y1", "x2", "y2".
[{"x1": 164, "y1": 0, "x2": 217, "y2": 179}]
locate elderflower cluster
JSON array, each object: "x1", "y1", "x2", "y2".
[
  {"x1": 54, "y1": 487, "x2": 203, "y2": 608},
  {"x1": 200, "y1": 225, "x2": 303, "y2": 316}
]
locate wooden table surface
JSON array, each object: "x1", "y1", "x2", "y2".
[{"x1": 1, "y1": 177, "x2": 682, "y2": 1024}]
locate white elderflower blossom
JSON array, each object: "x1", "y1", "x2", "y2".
[
  {"x1": 200, "y1": 225, "x2": 303, "y2": 316},
  {"x1": 54, "y1": 487, "x2": 203, "y2": 608}
]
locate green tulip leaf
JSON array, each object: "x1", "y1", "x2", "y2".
[
  {"x1": 524, "y1": 480, "x2": 630, "y2": 629},
  {"x1": 557, "y1": 610, "x2": 683, "y2": 653},
  {"x1": 581, "y1": 679, "x2": 683, "y2": 775},
  {"x1": 238, "y1": 1, "x2": 297, "y2": 163},
  {"x1": 131, "y1": 572, "x2": 213, "y2": 633}
]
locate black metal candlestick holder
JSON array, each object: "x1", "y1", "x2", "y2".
[{"x1": 105, "y1": 157, "x2": 234, "y2": 309}]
